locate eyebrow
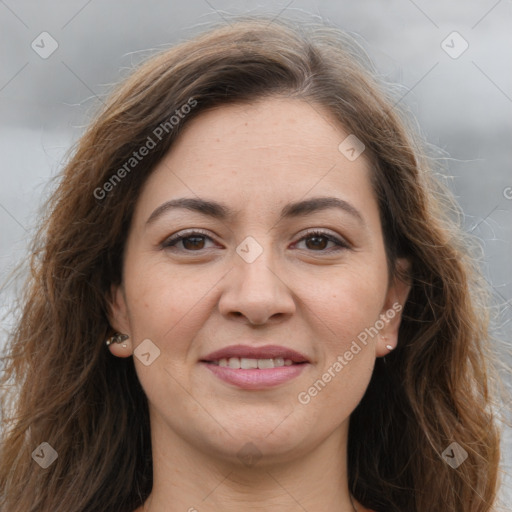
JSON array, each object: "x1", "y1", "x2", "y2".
[{"x1": 146, "y1": 196, "x2": 365, "y2": 227}]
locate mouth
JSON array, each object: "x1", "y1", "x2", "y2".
[
  {"x1": 201, "y1": 344, "x2": 310, "y2": 365},
  {"x1": 199, "y1": 344, "x2": 310, "y2": 389},
  {"x1": 203, "y1": 357, "x2": 307, "y2": 369}
]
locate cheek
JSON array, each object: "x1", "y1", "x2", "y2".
[
  {"x1": 303, "y1": 263, "x2": 387, "y2": 347},
  {"x1": 298, "y1": 273, "x2": 380, "y2": 418},
  {"x1": 123, "y1": 259, "x2": 207, "y2": 401},
  {"x1": 122, "y1": 256, "x2": 224, "y2": 356}
]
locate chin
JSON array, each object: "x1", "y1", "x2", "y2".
[{"x1": 202, "y1": 418, "x2": 311, "y2": 464}]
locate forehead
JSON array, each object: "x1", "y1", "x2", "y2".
[
  {"x1": 133, "y1": 97, "x2": 377, "y2": 225},
  {"x1": 167, "y1": 97, "x2": 356, "y2": 169}
]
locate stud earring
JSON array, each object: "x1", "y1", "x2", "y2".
[
  {"x1": 381, "y1": 335, "x2": 393, "y2": 351},
  {"x1": 105, "y1": 333, "x2": 129, "y2": 346}
]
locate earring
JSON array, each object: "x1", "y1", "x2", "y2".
[
  {"x1": 105, "y1": 333, "x2": 129, "y2": 346},
  {"x1": 381, "y1": 335, "x2": 393, "y2": 352}
]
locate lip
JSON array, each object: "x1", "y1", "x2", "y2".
[
  {"x1": 201, "y1": 362, "x2": 308, "y2": 389},
  {"x1": 199, "y1": 344, "x2": 310, "y2": 390},
  {"x1": 201, "y1": 344, "x2": 310, "y2": 363}
]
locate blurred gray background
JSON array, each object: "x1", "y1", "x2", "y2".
[{"x1": 0, "y1": 0, "x2": 510, "y2": 506}]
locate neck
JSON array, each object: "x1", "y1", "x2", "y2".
[{"x1": 139, "y1": 413, "x2": 360, "y2": 512}]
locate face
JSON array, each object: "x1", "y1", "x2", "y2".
[{"x1": 109, "y1": 97, "x2": 410, "y2": 465}]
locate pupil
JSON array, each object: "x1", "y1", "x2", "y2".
[
  {"x1": 181, "y1": 235, "x2": 328, "y2": 251},
  {"x1": 184, "y1": 236, "x2": 205, "y2": 250},
  {"x1": 307, "y1": 236, "x2": 327, "y2": 250}
]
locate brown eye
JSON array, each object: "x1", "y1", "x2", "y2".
[
  {"x1": 181, "y1": 236, "x2": 206, "y2": 250},
  {"x1": 305, "y1": 234, "x2": 329, "y2": 250},
  {"x1": 295, "y1": 230, "x2": 350, "y2": 252},
  {"x1": 162, "y1": 230, "x2": 215, "y2": 252}
]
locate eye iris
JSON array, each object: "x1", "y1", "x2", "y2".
[
  {"x1": 183, "y1": 236, "x2": 205, "y2": 250},
  {"x1": 306, "y1": 235, "x2": 328, "y2": 250},
  {"x1": 170, "y1": 233, "x2": 338, "y2": 252}
]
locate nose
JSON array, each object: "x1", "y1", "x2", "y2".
[{"x1": 218, "y1": 244, "x2": 296, "y2": 325}]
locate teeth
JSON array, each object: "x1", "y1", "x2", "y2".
[
  {"x1": 240, "y1": 358, "x2": 258, "y2": 369},
  {"x1": 257, "y1": 358, "x2": 274, "y2": 369},
  {"x1": 228, "y1": 357, "x2": 239, "y2": 369},
  {"x1": 274, "y1": 357, "x2": 285, "y2": 367},
  {"x1": 216, "y1": 357, "x2": 295, "y2": 368}
]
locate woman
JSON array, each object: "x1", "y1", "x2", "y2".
[{"x1": 0, "y1": 16, "x2": 506, "y2": 512}]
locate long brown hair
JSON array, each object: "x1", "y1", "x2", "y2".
[{"x1": 0, "y1": 16, "x2": 507, "y2": 512}]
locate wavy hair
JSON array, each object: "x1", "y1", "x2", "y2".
[{"x1": 0, "y1": 16, "x2": 507, "y2": 512}]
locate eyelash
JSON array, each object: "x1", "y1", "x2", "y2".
[{"x1": 161, "y1": 228, "x2": 350, "y2": 253}]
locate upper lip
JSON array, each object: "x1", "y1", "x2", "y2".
[{"x1": 201, "y1": 344, "x2": 310, "y2": 363}]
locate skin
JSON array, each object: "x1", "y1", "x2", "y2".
[{"x1": 108, "y1": 97, "x2": 411, "y2": 512}]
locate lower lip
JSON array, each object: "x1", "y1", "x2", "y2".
[{"x1": 201, "y1": 362, "x2": 308, "y2": 389}]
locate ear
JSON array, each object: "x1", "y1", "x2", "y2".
[
  {"x1": 106, "y1": 283, "x2": 133, "y2": 358},
  {"x1": 375, "y1": 258, "x2": 412, "y2": 358}
]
